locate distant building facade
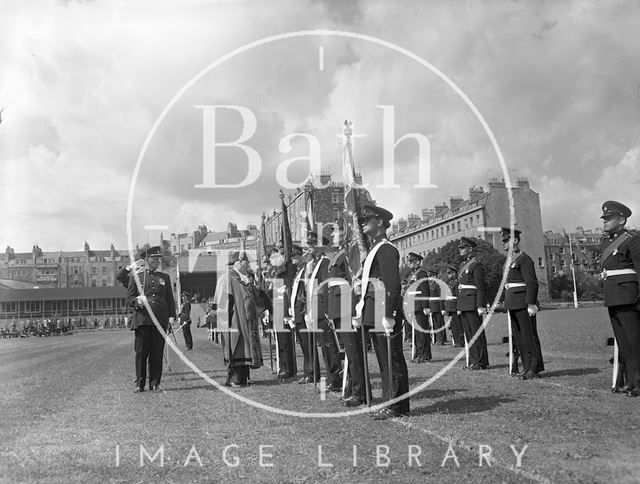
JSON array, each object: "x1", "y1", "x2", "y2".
[
  {"x1": 389, "y1": 178, "x2": 549, "y2": 299},
  {"x1": 0, "y1": 242, "x2": 133, "y2": 289},
  {"x1": 543, "y1": 227, "x2": 603, "y2": 280},
  {"x1": 260, "y1": 172, "x2": 371, "y2": 256}
]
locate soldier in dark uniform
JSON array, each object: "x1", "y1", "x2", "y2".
[
  {"x1": 599, "y1": 201, "x2": 640, "y2": 397},
  {"x1": 327, "y1": 222, "x2": 369, "y2": 406},
  {"x1": 443, "y1": 263, "x2": 465, "y2": 347},
  {"x1": 426, "y1": 266, "x2": 447, "y2": 346},
  {"x1": 404, "y1": 252, "x2": 432, "y2": 362},
  {"x1": 178, "y1": 291, "x2": 193, "y2": 351},
  {"x1": 457, "y1": 237, "x2": 489, "y2": 370},
  {"x1": 353, "y1": 205, "x2": 410, "y2": 419},
  {"x1": 291, "y1": 246, "x2": 321, "y2": 384},
  {"x1": 127, "y1": 246, "x2": 176, "y2": 393},
  {"x1": 501, "y1": 228, "x2": 542, "y2": 380},
  {"x1": 272, "y1": 246, "x2": 297, "y2": 379},
  {"x1": 305, "y1": 232, "x2": 342, "y2": 392}
]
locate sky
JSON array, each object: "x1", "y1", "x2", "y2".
[{"x1": 1, "y1": 0, "x2": 640, "y2": 253}]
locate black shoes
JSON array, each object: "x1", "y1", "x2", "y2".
[
  {"x1": 468, "y1": 364, "x2": 489, "y2": 371},
  {"x1": 297, "y1": 376, "x2": 318, "y2": 385},
  {"x1": 150, "y1": 385, "x2": 164, "y2": 393},
  {"x1": 520, "y1": 371, "x2": 540, "y2": 380},
  {"x1": 134, "y1": 386, "x2": 145, "y2": 393},
  {"x1": 625, "y1": 386, "x2": 640, "y2": 397},
  {"x1": 612, "y1": 385, "x2": 632, "y2": 394},
  {"x1": 342, "y1": 397, "x2": 367, "y2": 408}
]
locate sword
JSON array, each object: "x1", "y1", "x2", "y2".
[{"x1": 507, "y1": 311, "x2": 514, "y2": 374}]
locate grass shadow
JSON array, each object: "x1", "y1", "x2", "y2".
[
  {"x1": 410, "y1": 395, "x2": 515, "y2": 416},
  {"x1": 410, "y1": 388, "x2": 466, "y2": 401},
  {"x1": 541, "y1": 367, "x2": 601, "y2": 378}
]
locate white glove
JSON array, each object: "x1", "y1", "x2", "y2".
[
  {"x1": 136, "y1": 295, "x2": 147, "y2": 306},
  {"x1": 423, "y1": 308, "x2": 431, "y2": 316},
  {"x1": 456, "y1": 310, "x2": 462, "y2": 316},
  {"x1": 286, "y1": 318, "x2": 296, "y2": 329},
  {"x1": 527, "y1": 304, "x2": 538, "y2": 317},
  {"x1": 304, "y1": 313, "x2": 311, "y2": 325},
  {"x1": 441, "y1": 310, "x2": 447, "y2": 316},
  {"x1": 477, "y1": 307, "x2": 487, "y2": 317},
  {"x1": 169, "y1": 317, "x2": 175, "y2": 324},
  {"x1": 352, "y1": 318, "x2": 362, "y2": 329},
  {"x1": 381, "y1": 317, "x2": 394, "y2": 334}
]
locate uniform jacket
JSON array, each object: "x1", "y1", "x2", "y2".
[
  {"x1": 457, "y1": 258, "x2": 487, "y2": 311},
  {"x1": 292, "y1": 266, "x2": 307, "y2": 325},
  {"x1": 127, "y1": 269, "x2": 176, "y2": 330},
  {"x1": 307, "y1": 255, "x2": 330, "y2": 319},
  {"x1": 363, "y1": 241, "x2": 401, "y2": 326},
  {"x1": 504, "y1": 251, "x2": 539, "y2": 310},
  {"x1": 116, "y1": 266, "x2": 131, "y2": 287},
  {"x1": 428, "y1": 279, "x2": 442, "y2": 312},
  {"x1": 444, "y1": 277, "x2": 459, "y2": 313},
  {"x1": 178, "y1": 301, "x2": 192, "y2": 324},
  {"x1": 600, "y1": 229, "x2": 640, "y2": 307},
  {"x1": 405, "y1": 267, "x2": 430, "y2": 314},
  {"x1": 327, "y1": 247, "x2": 356, "y2": 320}
]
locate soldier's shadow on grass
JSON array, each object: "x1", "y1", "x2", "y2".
[
  {"x1": 541, "y1": 367, "x2": 601, "y2": 378},
  {"x1": 411, "y1": 388, "x2": 466, "y2": 401},
  {"x1": 410, "y1": 395, "x2": 515, "y2": 416}
]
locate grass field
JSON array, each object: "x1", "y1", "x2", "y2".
[{"x1": 1, "y1": 306, "x2": 639, "y2": 483}]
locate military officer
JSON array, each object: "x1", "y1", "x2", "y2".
[
  {"x1": 305, "y1": 232, "x2": 342, "y2": 392},
  {"x1": 353, "y1": 204, "x2": 410, "y2": 419},
  {"x1": 457, "y1": 237, "x2": 489, "y2": 370},
  {"x1": 327, "y1": 221, "x2": 370, "y2": 406},
  {"x1": 127, "y1": 246, "x2": 176, "y2": 393},
  {"x1": 501, "y1": 228, "x2": 542, "y2": 380},
  {"x1": 271, "y1": 247, "x2": 297, "y2": 379},
  {"x1": 178, "y1": 291, "x2": 193, "y2": 351},
  {"x1": 426, "y1": 266, "x2": 447, "y2": 346},
  {"x1": 404, "y1": 252, "x2": 432, "y2": 362},
  {"x1": 599, "y1": 201, "x2": 640, "y2": 397},
  {"x1": 292, "y1": 244, "x2": 321, "y2": 384},
  {"x1": 443, "y1": 263, "x2": 465, "y2": 348}
]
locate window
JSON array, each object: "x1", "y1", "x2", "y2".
[
  {"x1": 91, "y1": 279, "x2": 97, "y2": 287},
  {"x1": 102, "y1": 278, "x2": 108, "y2": 286},
  {"x1": 550, "y1": 254, "x2": 554, "y2": 262},
  {"x1": 551, "y1": 265, "x2": 556, "y2": 274},
  {"x1": 538, "y1": 257, "x2": 544, "y2": 268},
  {"x1": 92, "y1": 266, "x2": 97, "y2": 274},
  {"x1": 446, "y1": 225, "x2": 450, "y2": 235},
  {"x1": 560, "y1": 260, "x2": 566, "y2": 268},
  {"x1": 457, "y1": 221, "x2": 461, "y2": 232},
  {"x1": 102, "y1": 266, "x2": 107, "y2": 274},
  {"x1": 560, "y1": 247, "x2": 565, "y2": 254}
]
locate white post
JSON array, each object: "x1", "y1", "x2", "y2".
[{"x1": 567, "y1": 232, "x2": 579, "y2": 309}]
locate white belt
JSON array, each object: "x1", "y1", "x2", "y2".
[
  {"x1": 505, "y1": 282, "x2": 526, "y2": 289},
  {"x1": 602, "y1": 268, "x2": 637, "y2": 278},
  {"x1": 446, "y1": 296, "x2": 457, "y2": 300},
  {"x1": 328, "y1": 280, "x2": 349, "y2": 288},
  {"x1": 459, "y1": 284, "x2": 477, "y2": 290},
  {"x1": 427, "y1": 297, "x2": 441, "y2": 300},
  {"x1": 406, "y1": 290, "x2": 421, "y2": 295}
]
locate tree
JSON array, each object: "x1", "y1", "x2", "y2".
[
  {"x1": 193, "y1": 224, "x2": 209, "y2": 248},
  {"x1": 549, "y1": 270, "x2": 604, "y2": 301},
  {"x1": 422, "y1": 237, "x2": 507, "y2": 304}
]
